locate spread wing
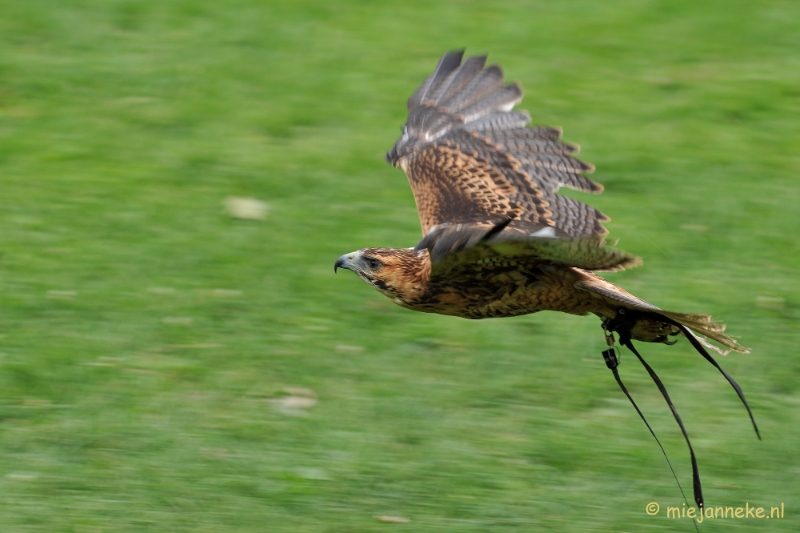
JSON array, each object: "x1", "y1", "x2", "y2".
[{"x1": 386, "y1": 51, "x2": 608, "y2": 238}]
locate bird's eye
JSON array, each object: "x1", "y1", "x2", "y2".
[{"x1": 365, "y1": 257, "x2": 382, "y2": 270}]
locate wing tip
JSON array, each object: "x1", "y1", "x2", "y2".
[{"x1": 437, "y1": 49, "x2": 466, "y2": 70}]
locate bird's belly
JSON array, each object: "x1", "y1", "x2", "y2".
[{"x1": 402, "y1": 270, "x2": 599, "y2": 319}]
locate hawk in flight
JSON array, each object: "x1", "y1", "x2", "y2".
[
  {"x1": 335, "y1": 50, "x2": 743, "y2": 354},
  {"x1": 335, "y1": 51, "x2": 758, "y2": 510}
]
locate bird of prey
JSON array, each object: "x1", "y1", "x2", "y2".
[{"x1": 335, "y1": 51, "x2": 758, "y2": 510}]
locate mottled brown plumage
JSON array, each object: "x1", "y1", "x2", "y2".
[{"x1": 336, "y1": 50, "x2": 747, "y2": 355}]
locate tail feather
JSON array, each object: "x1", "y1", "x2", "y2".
[
  {"x1": 659, "y1": 311, "x2": 748, "y2": 355},
  {"x1": 576, "y1": 274, "x2": 749, "y2": 355}
]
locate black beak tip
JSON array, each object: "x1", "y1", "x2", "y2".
[{"x1": 334, "y1": 257, "x2": 346, "y2": 273}]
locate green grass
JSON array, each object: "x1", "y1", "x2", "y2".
[{"x1": 1, "y1": 0, "x2": 799, "y2": 531}]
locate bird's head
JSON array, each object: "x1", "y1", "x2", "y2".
[{"x1": 334, "y1": 247, "x2": 429, "y2": 303}]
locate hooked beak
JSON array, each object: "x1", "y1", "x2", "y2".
[{"x1": 334, "y1": 253, "x2": 356, "y2": 273}]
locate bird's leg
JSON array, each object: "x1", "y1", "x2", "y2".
[
  {"x1": 600, "y1": 318, "x2": 620, "y2": 368},
  {"x1": 601, "y1": 307, "x2": 639, "y2": 345},
  {"x1": 601, "y1": 318, "x2": 615, "y2": 347}
]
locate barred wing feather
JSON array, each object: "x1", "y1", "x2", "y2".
[{"x1": 387, "y1": 51, "x2": 607, "y2": 238}]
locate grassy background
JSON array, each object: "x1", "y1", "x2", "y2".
[{"x1": 1, "y1": 0, "x2": 799, "y2": 531}]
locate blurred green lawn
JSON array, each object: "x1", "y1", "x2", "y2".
[{"x1": 1, "y1": 1, "x2": 799, "y2": 531}]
